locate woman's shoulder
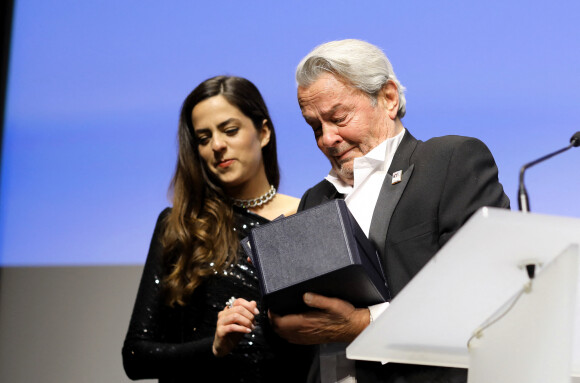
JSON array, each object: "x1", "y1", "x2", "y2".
[
  {"x1": 158, "y1": 207, "x2": 172, "y2": 219},
  {"x1": 153, "y1": 207, "x2": 172, "y2": 227}
]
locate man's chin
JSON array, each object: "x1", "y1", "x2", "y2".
[{"x1": 333, "y1": 165, "x2": 354, "y2": 186}]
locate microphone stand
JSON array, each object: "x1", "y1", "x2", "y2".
[{"x1": 518, "y1": 132, "x2": 580, "y2": 212}]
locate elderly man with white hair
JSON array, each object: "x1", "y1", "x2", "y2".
[{"x1": 270, "y1": 39, "x2": 510, "y2": 383}]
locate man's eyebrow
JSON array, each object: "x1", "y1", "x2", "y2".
[
  {"x1": 319, "y1": 104, "x2": 345, "y2": 118},
  {"x1": 327, "y1": 104, "x2": 344, "y2": 115},
  {"x1": 302, "y1": 115, "x2": 318, "y2": 125}
]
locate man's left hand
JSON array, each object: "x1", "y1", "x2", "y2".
[{"x1": 268, "y1": 292, "x2": 370, "y2": 345}]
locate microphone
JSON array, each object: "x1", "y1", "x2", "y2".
[
  {"x1": 571, "y1": 131, "x2": 580, "y2": 147},
  {"x1": 518, "y1": 132, "x2": 580, "y2": 212}
]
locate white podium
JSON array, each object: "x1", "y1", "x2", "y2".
[{"x1": 346, "y1": 207, "x2": 580, "y2": 382}]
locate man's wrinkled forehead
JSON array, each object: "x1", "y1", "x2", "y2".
[{"x1": 297, "y1": 73, "x2": 353, "y2": 110}]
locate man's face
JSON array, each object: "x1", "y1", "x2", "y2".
[{"x1": 298, "y1": 73, "x2": 396, "y2": 185}]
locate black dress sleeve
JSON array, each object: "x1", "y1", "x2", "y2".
[{"x1": 121, "y1": 209, "x2": 216, "y2": 380}]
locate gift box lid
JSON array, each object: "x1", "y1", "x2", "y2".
[{"x1": 241, "y1": 199, "x2": 390, "y2": 314}]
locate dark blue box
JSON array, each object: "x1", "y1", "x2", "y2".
[{"x1": 241, "y1": 199, "x2": 390, "y2": 315}]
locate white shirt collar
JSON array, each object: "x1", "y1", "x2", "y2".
[{"x1": 325, "y1": 128, "x2": 406, "y2": 195}]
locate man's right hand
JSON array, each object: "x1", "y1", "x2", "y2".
[{"x1": 268, "y1": 292, "x2": 370, "y2": 345}]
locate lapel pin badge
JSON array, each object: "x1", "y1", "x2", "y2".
[{"x1": 392, "y1": 170, "x2": 402, "y2": 185}]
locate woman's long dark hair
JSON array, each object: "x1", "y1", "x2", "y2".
[{"x1": 162, "y1": 76, "x2": 280, "y2": 306}]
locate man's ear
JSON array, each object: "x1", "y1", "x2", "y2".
[
  {"x1": 378, "y1": 81, "x2": 400, "y2": 120},
  {"x1": 259, "y1": 119, "x2": 271, "y2": 148}
]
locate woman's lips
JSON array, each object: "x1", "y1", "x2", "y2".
[{"x1": 217, "y1": 159, "x2": 235, "y2": 168}]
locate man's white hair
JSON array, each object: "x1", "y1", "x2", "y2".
[{"x1": 296, "y1": 39, "x2": 406, "y2": 118}]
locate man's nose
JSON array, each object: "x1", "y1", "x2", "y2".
[{"x1": 320, "y1": 124, "x2": 342, "y2": 147}]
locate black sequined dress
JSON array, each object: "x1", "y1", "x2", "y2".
[{"x1": 122, "y1": 208, "x2": 311, "y2": 382}]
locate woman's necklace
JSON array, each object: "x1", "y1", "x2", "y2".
[{"x1": 232, "y1": 185, "x2": 277, "y2": 209}]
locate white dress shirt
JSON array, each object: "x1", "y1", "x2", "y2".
[
  {"x1": 325, "y1": 128, "x2": 405, "y2": 237},
  {"x1": 319, "y1": 129, "x2": 405, "y2": 383}
]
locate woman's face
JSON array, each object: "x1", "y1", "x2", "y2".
[{"x1": 191, "y1": 95, "x2": 270, "y2": 193}]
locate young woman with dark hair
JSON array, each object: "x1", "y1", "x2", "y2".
[{"x1": 123, "y1": 76, "x2": 311, "y2": 382}]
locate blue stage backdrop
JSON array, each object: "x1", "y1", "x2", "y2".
[{"x1": 1, "y1": 0, "x2": 579, "y2": 266}]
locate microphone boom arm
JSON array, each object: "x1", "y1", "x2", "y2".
[
  {"x1": 518, "y1": 132, "x2": 580, "y2": 212},
  {"x1": 518, "y1": 145, "x2": 573, "y2": 212}
]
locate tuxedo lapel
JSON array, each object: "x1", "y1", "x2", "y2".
[
  {"x1": 368, "y1": 165, "x2": 414, "y2": 262},
  {"x1": 388, "y1": 130, "x2": 418, "y2": 174},
  {"x1": 368, "y1": 131, "x2": 418, "y2": 272}
]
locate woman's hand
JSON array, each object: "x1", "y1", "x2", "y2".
[{"x1": 212, "y1": 297, "x2": 259, "y2": 357}]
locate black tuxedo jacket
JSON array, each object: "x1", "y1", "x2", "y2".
[{"x1": 298, "y1": 130, "x2": 510, "y2": 382}]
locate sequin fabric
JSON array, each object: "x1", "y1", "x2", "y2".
[{"x1": 122, "y1": 208, "x2": 311, "y2": 383}]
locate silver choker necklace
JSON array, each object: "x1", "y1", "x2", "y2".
[{"x1": 232, "y1": 185, "x2": 276, "y2": 209}]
